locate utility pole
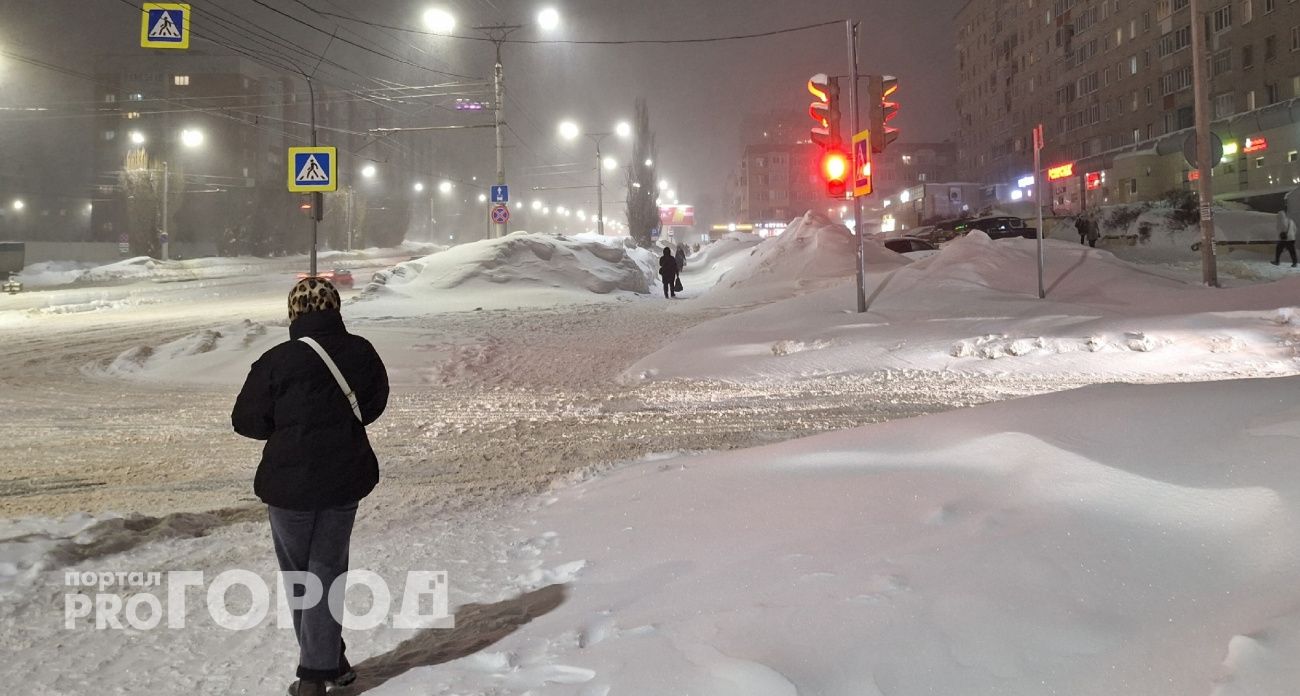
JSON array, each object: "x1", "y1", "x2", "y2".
[
  {"x1": 307, "y1": 77, "x2": 320, "y2": 276},
  {"x1": 847, "y1": 20, "x2": 866, "y2": 313},
  {"x1": 1034, "y1": 124, "x2": 1045, "y2": 299},
  {"x1": 595, "y1": 139, "x2": 605, "y2": 236},
  {"x1": 472, "y1": 26, "x2": 522, "y2": 240},
  {"x1": 1190, "y1": 0, "x2": 1218, "y2": 287},
  {"x1": 161, "y1": 160, "x2": 169, "y2": 261}
]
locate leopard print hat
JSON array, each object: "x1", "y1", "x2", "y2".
[{"x1": 287, "y1": 277, "x2": 341, "y2": 322}]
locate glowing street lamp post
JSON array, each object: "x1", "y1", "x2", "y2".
[{"x1": 559, "y1": 120, "x2": 629, "y2": 236}]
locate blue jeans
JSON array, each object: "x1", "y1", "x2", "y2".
[{"x1": 269, "y1": 502, "x2": 358, "y2": 681}]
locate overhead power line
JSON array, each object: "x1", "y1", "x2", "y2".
[{"x1": 309, "y1": 15, "x2": 844, "y2": 45}]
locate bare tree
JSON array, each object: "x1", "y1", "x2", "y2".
[
  {"x1": 119, "y1": 148, "x2": 184, "y2": 257},
  {"x1": 626, "y1": 98, "x2": 659, "y2": 248}
]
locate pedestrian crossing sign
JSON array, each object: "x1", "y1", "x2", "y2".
[
  {"x1": 288, "y1": 147, "x2": 338, "y2": 192},
  {"x1": 140, "y1": 3, "x2": 190, "y2": 49}
]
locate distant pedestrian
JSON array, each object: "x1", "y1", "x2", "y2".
[
  {"x1": 675, "y1": 244, "x2": 687, "y2": 272},
  {"x1": 1086, "y1": 215, "x2": 1100, "y2": 248},
  {"x1": 232, "y1": 277, "x2": 390, "y2": 696},
  {"x1": 1275, "y1": 210, "x2": 1298, "y2": 267},
  {"x1": 1075, "y1": 215, "x2": 1089, "y2": 245},
  {"x1": 659, "y1": 246, "x2": 679, "y2": 298}
]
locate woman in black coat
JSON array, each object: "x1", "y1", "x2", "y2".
[
  {"x1": 659, "y1": 246, "x2": 679, "y2": 298},
  {"x1": 232, "y1": 277, "x2": 388, "y2": 696}
]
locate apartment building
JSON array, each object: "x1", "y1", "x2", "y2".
[{"x1": 956, "y1": 0, "x2": 1300, "y2": 213}]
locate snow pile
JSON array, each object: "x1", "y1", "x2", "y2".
[
  {"x1": 390, "y1": 376, "x2": 1300, "y2": 695},
  {"x1": 85, "y1": 320, "x2": 282, "y2": 383},
  {"x1": 695, "y1": 212, "x2": 905, "y2": 308},
  {"x1": 353, "y1": 232, "x2": 650, "y2": 315},
  {"x1": 12, "y1": 261, "x2": 97, "y2": 288},
  {"x1": 628, "y1": 233, "x2": 1300, "y2": 382}
]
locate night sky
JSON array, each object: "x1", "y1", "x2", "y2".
[{"x1": 0, "y1": 0, "x2": 961, "y2": 224}]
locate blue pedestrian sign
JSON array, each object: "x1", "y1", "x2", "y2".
[
  {"x1": 140, "y1": 3, "x2": 191, "y2": 49},
  {"x1": 287, "y1": 147, "x2": 338, "y2": 192},
  {"x1": 491, "y1": 185, "x2": 509, "y2": 203}
]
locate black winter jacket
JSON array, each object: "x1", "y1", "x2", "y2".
[
  {"x1": 659, "y1": 255, "x2": 679, "y2": 280},
  {"x1": 232, "y1": 310, "x2": 389, "y2": 511}
]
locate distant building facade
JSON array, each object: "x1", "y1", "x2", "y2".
[{"x1": 956, "y1": 0, "x2": 1300, "y2": 213}]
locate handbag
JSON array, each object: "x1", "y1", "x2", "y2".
[
  {"x1": 298, "y1": 337, "x2": 363, "y2": 422},
  {"x1": 673, "y1": 277, "x2": 683, "y2": 293}
]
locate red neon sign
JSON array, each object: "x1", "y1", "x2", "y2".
[
  {"x1": 1085, "y1": 171, "x2": 1102, "y2": 190},
  {"x1": 1243, "y1": 137, "x2": 1268, "y2": 154},
  {"x1": 1047, "y1": 162, "x2": 1075, "y2": 181}
]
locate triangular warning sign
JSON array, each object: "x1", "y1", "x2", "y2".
[
  {"x1": 149, "y1": 11, "x2": 182, "y2": 39},
  {"x1": 296, "y1": 155, "x2": 329, "y2": 183}
]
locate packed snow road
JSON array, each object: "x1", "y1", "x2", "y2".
[{"x1": 0, "y1": 288, "x2": 1084, "y2": 520}]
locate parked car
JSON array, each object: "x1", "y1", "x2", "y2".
[
  {"x1": 932, "y1": 216, "x2": 1037, "y2": 242},
  {"x1": 295, "y1": 268, "x2": 354, "y2": 289},
  {"x1": 883, "y1": 237, "x2": 938, "y2": 254}
]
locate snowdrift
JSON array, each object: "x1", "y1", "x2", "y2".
[
  {"x1": 695, "y1": 212, "x2": 906, "y2": 309},
  {"x1": 419, "y1": 376, "x2": 1300, "y2": 695},
  {"x1": 84, "y1": 320, "x2": 283, "y2": 384},
  {"x1": 354, "y1": 233, "x2": 650, "y2": 315},
  {"x1": 627, "y1": 231, "x2": 1300, "y2": 382}
]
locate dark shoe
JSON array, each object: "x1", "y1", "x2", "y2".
[
  {"x1": 287, "y1": 680, "x2": 327, "y2": 696},
  {"x1": 1272, "y1": 260, "x2": 1280, "y2": 266},
  {"x1": 330, "y1": 670, "x2": 357, "y2": 687}
]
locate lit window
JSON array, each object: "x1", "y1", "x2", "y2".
[
  {"x1": 1257, "y1": 157, "x2": 1266, "y2": 168},
  {"x1": 103, "y1": 130, "x2": 116, "y2": 141},
  {"x1": 173, "y1": 75, "x2": 190, "y2": 86},
  {"x1": 1289, "y1": 151, "x2": 1298, "y2": 162},
  {"x1": 125, "y1": 112, "x2": 141, "y2": 120},
  {"x1": 128, "y1": 93, "x2": 143, "y2": 101}
]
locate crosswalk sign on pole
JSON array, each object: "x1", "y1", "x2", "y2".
[
  {"x1": 288, "y1": 147, "x2": 338, "y2": 192},
  {"x1": 851, "y1": 129, "x2": 873, "y2": 197},
  {"x1": 140, "y1": 3, "x2": 191, "y2": 49}
]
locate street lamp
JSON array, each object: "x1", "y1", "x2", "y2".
[
  {"x1": 129, "y1": 131, "x2": 146, "y2": 146},
  {"x1": 531, "y1": 199, "x2": 542, "y2": 210},
  {"x1": 478, "y1": 193, "x2": 488, "y2": 203},
  {"x1": 361, "y1": 164, "x2": 377, "y2": 178},
  {"x1": 12, "y1": 199, "x2": 24, "y2": 211},
  {"x1": 426, "y1": 7, "x2": 560, "y2": 239},
  {"x1": 414, "y1": 182, "x2": 425, "y2": 192},
  {"x1": 438, "y1": 180, "x2": 453, "y2": 194},
  {"x1": 558, "y1": 119, "x2": 631, "y2": 235},
  {"x1": 179, "y1": 128, "x2": 204, "y2": 148},
  {"x1": 645, "y1": 159, "x2": 653, "y2": 167},
  {"x1": 423, "y1": 8, "x2": 456, "y2": 33},
  {"x1": 658, "y1": 179, "x2": 669, "y2": 191}
]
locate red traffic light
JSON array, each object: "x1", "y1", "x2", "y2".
[{"x1": 821, "y1": 150, "x2": 849, "y2": 197}]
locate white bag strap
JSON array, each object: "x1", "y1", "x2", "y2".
[{"x1": 298, "y1": 337, "x2": 363, "y2": 422}]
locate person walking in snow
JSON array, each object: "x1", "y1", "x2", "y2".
[
  {"x1": 675, "y1": 243, "x2": 687, "y2": 273},
  {"x1": 1086, "y1": 215, "x2": 1100, "y2": 248},
  {"x1": 232, "y1": 277, "x2": 389, "y2": 696},
  {"x1": 1075, "y1": 215, "x2": 1089, "y2": 245},
  {"x1": 659, "y1": 246, "x2": 679, "y2": 298},
  {"x1": 1275, "y1": 209, "x2": 1298, "y2": 267}
]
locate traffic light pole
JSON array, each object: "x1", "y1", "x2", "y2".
[{"x1": 847, "y1": 20, "x2": 866, "y2": 313}]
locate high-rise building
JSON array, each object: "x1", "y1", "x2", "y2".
[{"x1": 956, "y1": 0, "x2": 1300, "y2": 212}]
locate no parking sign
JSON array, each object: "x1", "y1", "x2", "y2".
[{"x1": 490, "y1": 205, "x2": 510, "y2": 224}]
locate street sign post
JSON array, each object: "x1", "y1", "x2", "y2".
[
  {"x1": 1033, "y1": 123, "x2": 1045, "y2": 300},
  {"x1": 490, "y1": 204, "x2": 511, "y2": 225},
  {"x1": 287, "y1": 147, "x2": 338, "y2": 192},
  {"x1": 490, "y1": 185, "x2": 509, "y2": 203},
  {"x1": 140, "y1": 3, "x2": 190, "y2": 49},
  {"x1": 851, "y1": 129, "x2": 872, "y2": 198}
]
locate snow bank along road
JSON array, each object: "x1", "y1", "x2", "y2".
[{"x1": 0, "y1": 280, "x2": 1083, "y2": 520}]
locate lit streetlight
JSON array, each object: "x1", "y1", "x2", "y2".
[
  {"x1": 531, "y1": 199, "x2": 542, "y2": 210},
  {"x1": 478, "y1": 193, "x2": 488, "y2": 203},
  {"x1": 557, "y1": 119, "x2": 631, "y2": 235},
  {"x1": 12, "y1": 199, "x2": 24, "y2": 211},
  {"x1": 423, "y1": 8, "x2": 456, "y2": 33},
  {"x1": 658, "y1": 179, "x2": 669, "y2": 191},
  {"x1": 179, "y1": 128, "x2": 204, "y2": 148},
  {"x1": 129, "y1": 131, "x2": 146, "y2": 146},
  {"x1": 361, "y1": 164, "x2": 377, "y2": 178},
  {"x1": 424, "y1": 6, "x2": 561, "y2": 238},
  {"x1": 414, "y1": 182, "x2": 425, "y2": 192},
  {"x1": 645, "y1": 158, "x2": 653, "y2": 167},
  {"x1": 438, "y1": 180, "x2": 453, "y2": 194}
]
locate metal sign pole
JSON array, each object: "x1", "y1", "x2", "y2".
[
  {"x1": 1189, "y1": 0, "x2": 1218, "y2": 287},
  {"x1": 1035, "y1": 124, "x2": 1045, "y2": 299},
  {"x1": 847, "y1": 20, "x2": 866, "y2": 313}
]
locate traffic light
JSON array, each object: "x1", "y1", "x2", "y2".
[
  {"x1": 807, "y1": 73, "x2": 842, "y2": 149},
  {"x1": 821, "y1": 149, "x2": 849, "y2": 198},
  {"x1": 869, "y1": 74, "x2": 900, "y2": 153},
  {"x1": 299, "y1": 192, "x2": 323, "y2": 221}
]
